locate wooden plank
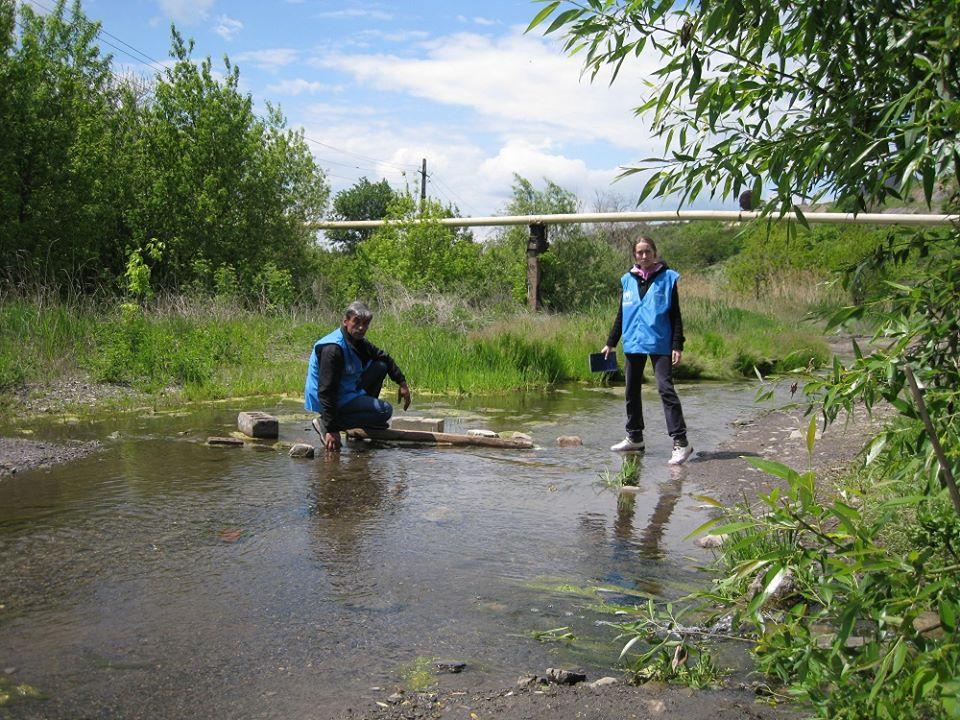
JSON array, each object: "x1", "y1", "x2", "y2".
[{"x1": 346, "y1": 427, "x2": 534, "y2": 449}]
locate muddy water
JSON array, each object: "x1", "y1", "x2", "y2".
[{"x1": 0, "y1": 382, "x2": 769, "y2": 719}]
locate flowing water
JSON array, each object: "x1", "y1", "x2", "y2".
[{"x1": 0, "y1": 382, "x2": 772, "y2": 719}]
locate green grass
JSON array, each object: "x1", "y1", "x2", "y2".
[{"x1": 0, "y1": 278, "x2": 830, "y2": 413}]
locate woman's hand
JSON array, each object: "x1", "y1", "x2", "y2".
[
  {"x1": 672, "y1": 350, "x2": 682, "y2": 366},
  {"x1": 601, "y1": 345, "x2": 613, "y2": 359}
]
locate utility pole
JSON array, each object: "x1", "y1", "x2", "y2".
[{"x1": 419, "y1": 158, "x2": 427, "y2": 211}]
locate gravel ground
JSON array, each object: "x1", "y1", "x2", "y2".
[{"x1": 0, "y1": 436, "x2": 101, "y2": 478}]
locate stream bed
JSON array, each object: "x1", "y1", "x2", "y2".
[{"x1": 0, "y1": 382, "x2": 772, "y2": 719}]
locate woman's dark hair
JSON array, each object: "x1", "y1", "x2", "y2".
[{"x1": 633, "y1": 236, "x2": 658, "y2": 255}]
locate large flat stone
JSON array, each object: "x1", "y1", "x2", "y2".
[
  {"x1": 389, "y1": 416, "x2": 445, "y2": 433},
  {"x1": 237, "y1": 411, "x2": 279, "y2": 439}
]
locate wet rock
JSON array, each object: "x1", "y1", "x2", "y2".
[
  {"x1": 434, "y1": 661, "x2": 466, "y2": 673},
  {"x1": 696, "y1": 533, "x2": 727, "y2": 548},
  {"x1": 588, "y1": 677, "x2": 618, "y2": 688},
  {"x1": 467, "y1": 429, "x2": 499, "y2": 438},
  {"x1": 748, "y1": 568, "x2": 795, "y2": 606},
  {"x1": 288, "y1": 443, "x2": 315, "y2": 459},
  {"x1": 555, "y1": 435, "x2": 583, "y2": 447},
  {"x1": 509, "y1": 432, "x2": 533, "y2": 441},
  {"x1": 207, "y1": 436, "x2": 244, "y2": 447},
  {"x1": 387, "y1": 692, "x2": 404, "y2": 704},
  {"x1": 545, "y1": 667, "x2": 587, "y2": 685},
  {"x1": 913, "y1": 610, "x2": 943, "y2": 635},
  {"x1": 646, "y1": 699, "x2": 667, "y2": 714},
  {"x1": 237, "y1": 411, "x2": 279, "y2": 439},
  {"x1": 516, "y1": 674, "x2": 541, "y2": 689}
]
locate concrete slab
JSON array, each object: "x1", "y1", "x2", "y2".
[
  {"x1": 237, "y1": 411, "x2": 279, "y2": 439},
  {"x1": 389, "y1": 416, "x2": 445, "y2": 433}
]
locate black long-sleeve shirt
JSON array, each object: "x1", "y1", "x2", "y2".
[
  {"x1": 605, "y1": 264, "x2": 685, "y2": 352},
  {"x1": 315, "y1": 337, "x2": 406, "y2": 433}
]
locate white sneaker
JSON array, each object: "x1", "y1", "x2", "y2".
[
  {"x1": 668, "y1": 442, "x2": 693, "y2": 465},
  {"x1": 611, "y1": 436, "x2": 645, "y2": 452}
]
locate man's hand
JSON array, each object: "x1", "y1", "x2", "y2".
[
  {"x1": 398, "y1": 383, "x2": 411, "y2": 411},
  {"x1": 672, "y1": 350, "x2": 682, "y2": 366},
  {"x1": 601, "y1": 345, "x2": 613, "y2": 359},
  {"x1": 324, "y1": 431, "x2": 341, "y2": 453}
]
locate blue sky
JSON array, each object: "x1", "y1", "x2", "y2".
[{"x1": 28, "y1": 0, "x2": 724, "y2": 218}]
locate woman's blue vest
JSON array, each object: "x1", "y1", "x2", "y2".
[
  {"x1": 303, "y1": 327, "x2": 369, "y2": 412},
  {"x1": 620, "y1": 269, "x2": 679, "y2": 355}
]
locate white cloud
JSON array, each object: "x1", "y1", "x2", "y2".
[
  {"x1": 357, "y1": 29, "x2": 431, "y2": 43},
  {"x1": 232, "y1": 48, "x2": 298, "y2": 72},
  {"x1": 155, "y1": 0, "x2": 215, "y2": 25},
  {"x1": 213, "y1": 15, "x2": 243, "y2": 41},
  {"x1": 297, "y1": 116, "x2": 653, "y2": 219},
  {"x1": 316, "y1": 8, "x2": 393, "y2": 21},
  {"x1": 311, "y1": 30, "x2": 661, "y2": 154},
  {"x1": 266, "y1": 79, "x2": 338, "y2": 96},
  {"x1": 457, "y1": 15, "x2": 498, "y2": 27}
]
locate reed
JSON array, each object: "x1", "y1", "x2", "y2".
[{"x1": 0, "y1": 276, "x2": 831, "y2": 411}]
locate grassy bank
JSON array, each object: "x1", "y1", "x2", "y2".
[{"x1": 0, "y1": 278, "x2": 829, "y2": 412}]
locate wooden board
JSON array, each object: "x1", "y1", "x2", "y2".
[{"x1": 346, "y1": 427, "x2": 534, "y2": 449}]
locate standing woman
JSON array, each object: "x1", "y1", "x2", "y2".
[{"x1": 601, "y1": 236, "x2": 693, "y2": 465}]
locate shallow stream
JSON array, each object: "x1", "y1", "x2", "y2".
[{"x1": 1, "y1": 382, "x2": 771, "y2": 719}]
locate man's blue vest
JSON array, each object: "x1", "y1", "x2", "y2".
[
  {"x1": 303, "y1": 327, "x2": 369, "y2": 412},
  {"x1": 620, "y1": 269, "x2": 679, "y2": 355}
]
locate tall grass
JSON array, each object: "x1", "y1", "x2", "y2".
[{"x1": 0, "y1": 276, "x2": 832, "y2": 411}]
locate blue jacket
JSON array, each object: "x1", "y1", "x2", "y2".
[
  {"x1": 620, "y1": 268, "x2": 680, "y2": 355},
  {"x1": 303, "y1": 328, "x2": 368, "y2": 413}
]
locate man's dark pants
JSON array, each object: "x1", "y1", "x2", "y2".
[{"x1": 337, "y1": 361, "x2": 393, "y2": 429}]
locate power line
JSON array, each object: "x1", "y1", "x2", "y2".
[
  {"x1": 300, "y1": 135, "x2": 420, "y2": 173},
  {"x1": 428, "y1": 171, "x2": 477, "y2": 216}
]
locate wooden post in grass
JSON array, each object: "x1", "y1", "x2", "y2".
[{"x1": 526, "y1": 223, "x2": 548, "y2": 311}]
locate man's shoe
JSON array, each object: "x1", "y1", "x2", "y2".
[
  {"x1": 311, "y1": 417, "x2": 325, "y2": 437},
  {"x1": 611, "y1": 436, "x2": 645, "y2": 452},
  {"x1": 668, "y1": 441, "x2": 694, "y2": 465}
]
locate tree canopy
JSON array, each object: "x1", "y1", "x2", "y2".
[
  {"x1": 529, "y1": 0, "x2": 959, "y2": 216},
  {"x1": 326, "y1": 177, "x2": 398, "y2": 252}
]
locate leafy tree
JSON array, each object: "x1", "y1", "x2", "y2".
[
  {"x1": 489, "y1": 175, "x2": 621, "y2": 311},
  {"x1": 125, "y1": 29, "x2": 328, "y2": 296},
  {"x1": 355, "y1": 192, "x2": 483, "y2": 297},
  {"x1": 326, "y1": 177, "x2": 397, "y2": 252},
  {"x1": 0, "y1": 0, "x2": 128, "y2": 290},
  {"x1": 531, "y1": 1, "x2": 960, "y2": 716}
]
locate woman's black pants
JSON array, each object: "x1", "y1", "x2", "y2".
[{"x1": 624, "y1": 353, "x2": 687, "y2": 442}]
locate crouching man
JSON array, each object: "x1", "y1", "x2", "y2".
[{"x1": 304, "y1": 301, "x2": 411, "y2": 452}]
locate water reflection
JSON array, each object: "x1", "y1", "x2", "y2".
[
  {"x1": 306, "y1": 450, "x2": 409, "y2": 612},
  {"x1": 578, "y1": 456, "x2": 687, "y2": 598}
]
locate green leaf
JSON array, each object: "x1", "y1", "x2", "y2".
[
  {"x1": 940, "y1": 599, "x2": 957, "y2": 632},
  {"x1": 684, "y1": 515, "x2": 723, "y2": 540},
  {"x1": 866, "y1": 436, "x2": 886, "y2": 465},
  {"x1": 805, "y1": 415, "x2": 817, "y2": 455},
  {"x1": 744, "y1": 456, "x2": 799, "y2": 481},
  {"x1": 526, "y1": 1, "x2": 561, "y2": 32}
]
